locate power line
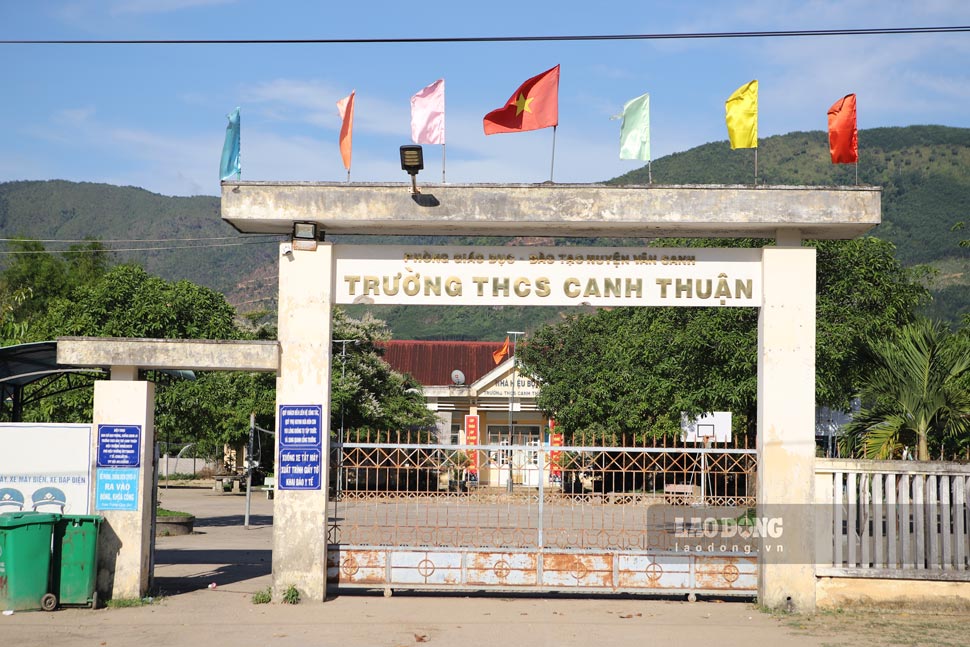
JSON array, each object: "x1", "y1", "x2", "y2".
[
  {"x1": 0, "y1": 235, "x2": 282, "y2": 244},
  {"x1": 0, "y1": 240, "x2": 279, "y2": 255},
  {"x1": 2, "y1": 26, "x2": 969, "y2": 45}
]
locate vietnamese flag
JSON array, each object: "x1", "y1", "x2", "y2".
[
  {"x1": 483, "y1": 65, "x2": 559, "y2": 135},
  {"x1": 828, "y1": 93, "x2": 858, "y2": 164},
  {"x1": 492, "y1": 336, "x2": 510, "y2": 365}
]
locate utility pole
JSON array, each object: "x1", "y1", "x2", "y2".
[
  {"x1": 506, "y1": 331, "x2": 524, "y2": 494},
  {"x1": 244, "y1": 412, "x2": 254, "y2": 528},
  {"x1": 333, "y1": 339, "x2": 357, "y2": 499}
]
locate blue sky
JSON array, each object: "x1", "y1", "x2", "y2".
[{"x1": 1, "y1": 1, "x2": 969, "y2": 197}]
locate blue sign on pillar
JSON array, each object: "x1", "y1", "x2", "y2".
[
  {"x1": 97, "y1": 425, "x2": 142, "y2": 467},
  {"x1": 277, "y1": 405, "x2": 323, "y2": 490}
]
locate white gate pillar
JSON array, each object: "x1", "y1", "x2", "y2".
[
  {"x1": 91, "y1": 380, "x2": 155, "y2": 600},
  {"x1": 758, "y1": 245, "x2": 817, "y2": 611},
  {"x1": 273, "y1": 241, "x2": 333, "y2": 601}
]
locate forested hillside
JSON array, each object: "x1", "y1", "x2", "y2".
[
  {"x1": 1, "y1": 124, "x2": 967, "y2": 334},
  {"x1": 612, "y1": 125, "x2": 970, "y2": 324},
  {"x1": 0, "y1": 180, "x2": 282, "y2": 312}
]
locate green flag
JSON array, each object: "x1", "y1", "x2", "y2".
[{"x1": 616, "y1": 93, "x2": 650, "y2": 161}]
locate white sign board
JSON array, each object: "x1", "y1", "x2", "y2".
[
  {"x1": 334, "y1": 245, "x2": 761, "y2": 308},
  {"x1": 0, "y1": 424, "x2": 93, "y2": 514},
  {"x1": 479, "y1": 371, "x2": 541, "y2": 400}
]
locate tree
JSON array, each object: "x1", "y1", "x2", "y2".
[
  {"x1": 34, "y1": 264, "x2": 237, "y2": 341},
  {"x1": 0, "y1": 239, "x2": 110, "y2": 324},
  {"x1": 519, "y1": 237, "x2": 930, "y2": 443},
  {"x1": 22, "y1": 264, "x2": 248, "y2": 452},
  {"x1": 521, "y1": 306, "x2": 757, "y2": 443},
  {"x1": 814, "y1": 238, "x2": 931, "y2": 410},
  {"x1": 330, "y1": 308, "x2": 437, "y2": 435},
  {"x1": 0, "y1": 286, "x2": 32, "y2": 346},
  {"x1": 840, "y1": 319, "x2": 970, "y2": 460}
]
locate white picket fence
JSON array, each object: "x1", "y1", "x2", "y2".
[{"x1": 815, "y1": 459, "x2": 970, "y2": 580}]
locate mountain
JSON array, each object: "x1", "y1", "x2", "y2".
[
  {"x1": 610, "y1": 125, "x2": 970, "y2": 323},
  {"x1": 1, "y1": 125, "x2": 967, "y2": 333},
  {"x1": 0, "y1": 179, "x2": 282, "y2": 314}
]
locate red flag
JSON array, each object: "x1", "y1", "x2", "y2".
[
  {"x1": 828, "y1": 94, "x2": 858, "y2": 164},
  {"x1": 337, "y1": 90, "x2": 355, "y2": 171},
  {"x1": 483, "y1": 65, "x2": 559, "y2": 135},
  {"x1": 492, "y1": 336, "x2": 510, "y2": 365}
]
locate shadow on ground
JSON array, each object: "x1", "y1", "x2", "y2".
[
  {"x1": 193, "y1": 514, "x2": 273, "y2": 528},
  {"x1": 153, "y1": 548, "x2": 272, "y2": 593}
]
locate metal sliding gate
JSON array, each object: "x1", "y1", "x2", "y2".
[{"x1": 327, "y1": 434, "x2": 758, "y2": 597}]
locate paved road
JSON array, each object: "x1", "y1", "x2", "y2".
[{"x1": 0, "y1": 487, "x2": 828, "y2": 647}]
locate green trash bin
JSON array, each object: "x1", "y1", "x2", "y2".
[
  {"x1": 51, "y1": 515, "x2": 102, "y2": 609},
  {"x1": 0, "y1": 511, "x2": 58, "y2": 612}
]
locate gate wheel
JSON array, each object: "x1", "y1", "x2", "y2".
[{"x1": 41, "y1": 593, "x2": 58, "y2": 611}]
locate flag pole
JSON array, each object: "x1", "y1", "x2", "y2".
[
  {"x1": 648, "y1": 161, "x2": 652, "y2": 185},
  {"x1": 754, "y1": 149, "x2": 758, "y2": 185},
  {"x1": 855, "y1": 161, "x2": 858, "y2": 186},
  {"x1": 442, "y1": 144, "x2": 446, "y2": 183},
  {"x1": 549, "y1": 126, "x2": 557, "y2": 182}
]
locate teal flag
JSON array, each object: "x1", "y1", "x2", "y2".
[
  {"x1": 219, "y1": 107, "x2": 241, "y2": 181},
  {"x1": 616, "y1": 93, "x2": 650, "y2": 161}
]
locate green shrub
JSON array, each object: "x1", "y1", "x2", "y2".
[
  {"x1": 252, "y1": 587, "x2": 272, "y2": 604},
  {"x1": 282, "y1": 585, "x2": 300, "y2": 605}
]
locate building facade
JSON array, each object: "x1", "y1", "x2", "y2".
[{"x1": 381, "y1": 340, "x2": 551, "y2": 487}]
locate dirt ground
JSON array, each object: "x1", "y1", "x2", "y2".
[{"x1": 2, "y1": 486, "x2": 968, "y2": 647}]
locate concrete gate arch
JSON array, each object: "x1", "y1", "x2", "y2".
[{"x1": 63, "y1": 182, "x2": 880, "y2": 612}]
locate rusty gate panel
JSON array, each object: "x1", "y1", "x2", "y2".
[
  {"x1": 390, "y1": 550, "x2": 463, "y2": 586},
  {"x1": 694, "y1": 555, "x2": 758, "y2": 591},
  {"x1": 541, "y1": 552, "x2": 614, "y2": 588},
  {"x1": 466, "y1": 551, "x2": 538, "y2": 586},
  {"x1": 616, "y1": 553, "x2": 692, "y2": 589},
  {"x1": 328, "y1": 436, "x2": 758, "y2": 597},
  {"x1": 329, "y1": 548, "x2": 387, "y2": 586}
]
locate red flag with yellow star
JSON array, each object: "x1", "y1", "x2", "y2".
[{"x1": 483, "y1": 65, "x2": 559, "y2": 135}]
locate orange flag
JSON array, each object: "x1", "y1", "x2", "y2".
[
  {"x1": 483, "y1": 65, "x2": 559, "y2": 135},
  {"x1": 827, "y1": 94, "x2": 858, "y2": 164},
  {"x1": 337, "y1": 90, "x2": 355, "y2": 171},
  {"x1": 492, "y1": 336, "x2": 510, "y2": 365}
]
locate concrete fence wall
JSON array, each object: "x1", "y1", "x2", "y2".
[{"x1": 815, "y1": 457, "x2": 970, "y2": 607}]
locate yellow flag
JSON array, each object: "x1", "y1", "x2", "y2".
[{"x1": 725, "y1": 80, "x2": 758, "y2": 149}]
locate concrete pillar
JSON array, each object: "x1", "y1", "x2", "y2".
[
  {"x1": 274, "y1": 241, "x2": 333, "y2": 601},
  {"x1": 757, "y1": 246, "x2": 816, "y2": 612},
  {"x1": 110, "y1": 365, "x2": 138, "y2": 381},
  {"x1": 91, "y1": 380, "x2": 155, "y2": 600}
]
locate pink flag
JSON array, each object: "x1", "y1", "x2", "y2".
[
  {"x1": 410, "y1": 79, "x2": 445, "y2": 145},
  {"x1": 337, "y1": 90, "x2": 355, "y2": 171}
]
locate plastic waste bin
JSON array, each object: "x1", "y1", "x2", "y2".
[
  {"x1": 0, "y1": 511, "x2": 58, "y2": 611},
  {"x1": 51, "y1": 515, "x2": 102, "y2": 609}
]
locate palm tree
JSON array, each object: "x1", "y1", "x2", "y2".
[{"x1": 840, "y1": 319, "x2": 970, "y2": 460}]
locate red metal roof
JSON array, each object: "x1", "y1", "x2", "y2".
[{"x1": 379, "y1": 340, "x2": 507, "y2": 387}]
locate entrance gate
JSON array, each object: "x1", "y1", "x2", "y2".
[
  {"x1": 221, "y1": 181, "x2": 881, "y2": 610},
  {"x1": 327, "y1": 433, "x2": 758, "y2": 597}
]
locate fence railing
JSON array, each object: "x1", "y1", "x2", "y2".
[
  {"x1": 816, "y1": 458, "x2": 970, "y2": 580},
  {"x1": 328, "y1": 437, "x2": 757, "y2": 551}
]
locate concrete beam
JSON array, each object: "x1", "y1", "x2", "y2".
[
  {"x1": 221, "y1": 182, "x2": 880, "y2": 240},
  {"x1": 57, "y1": 337, "x2": 279, "y2": 372}
]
